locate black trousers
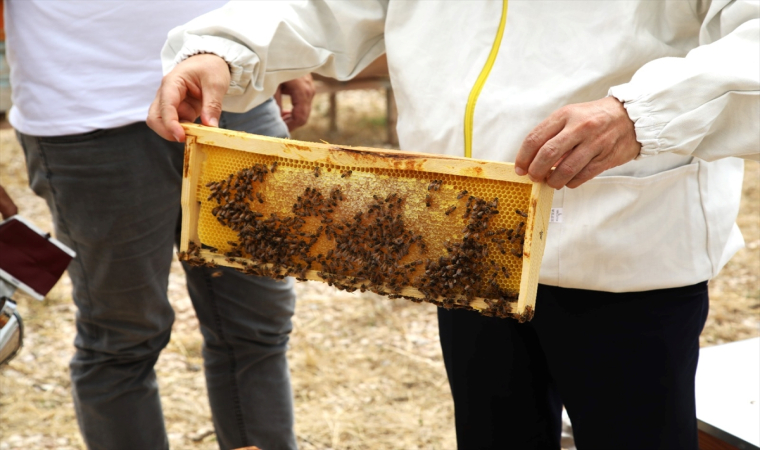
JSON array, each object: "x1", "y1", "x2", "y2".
[{"x1": 438, "y1": 282, "x2": 709, "y2": 450}]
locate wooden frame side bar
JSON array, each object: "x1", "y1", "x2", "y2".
[
  {"x1": 180, "y1": 136, "x2": 205, "y2": 253},
  {"x1": 516, "y1": 181, "x2": 554, "y2": 316}
]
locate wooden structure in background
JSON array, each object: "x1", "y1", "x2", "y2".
[{"x1": 312, "y1": 55, "x2": 398, "y2": 145}]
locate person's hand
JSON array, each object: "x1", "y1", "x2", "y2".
[
  {"x1": 274, "y1": 75, "x2": 315, "y2": 131},
  {"x1": 0, "y1": 185, "x2": 18, "y2": 220},
  {"x1": 514, "y1": 97, "x2": 641, "y2": 189},
  {"x1": 147, "y1": 53, "x2": 230, "y2": 142}
]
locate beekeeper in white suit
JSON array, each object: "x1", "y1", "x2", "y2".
[{"x1": 148, "y1": 1, "x2": 760, "y2": 448}]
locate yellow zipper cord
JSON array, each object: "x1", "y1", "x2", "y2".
[{"x1": 464, "y1": 0, "x2": 508, "y2": 158}]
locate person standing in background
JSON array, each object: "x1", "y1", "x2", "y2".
[{"x1": 4, "y1": 1, "x2": 314, "y2": 449}]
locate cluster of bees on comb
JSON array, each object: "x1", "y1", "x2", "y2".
[{"x1": 179, "y1": 161, "x2": 533, "y2": 321}]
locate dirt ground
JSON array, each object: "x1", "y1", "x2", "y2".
[{"x1": 0, "y1": 90, "x2": 758, "y2": 449}]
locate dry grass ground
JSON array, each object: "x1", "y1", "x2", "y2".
[{"x1": 1, "y1": 90, "x2": 758, "y2": 449}]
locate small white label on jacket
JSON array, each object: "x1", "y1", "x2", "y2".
[{"x1": 550, "y1": 208, "x2": 563, "y2": 223}]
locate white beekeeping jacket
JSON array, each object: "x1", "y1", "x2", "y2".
[{"x1": 162, "y1": 0, "x2": 760, "y2": 293}]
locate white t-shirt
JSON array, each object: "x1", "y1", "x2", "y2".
[{"x1": 6, "y1": 0, "x2": 227, "y2": 136}]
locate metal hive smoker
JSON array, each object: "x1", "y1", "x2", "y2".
[{"x1": 179, "y1": 124, "x2": 554, "y2": 321}]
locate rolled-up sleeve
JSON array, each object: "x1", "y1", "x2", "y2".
[
  {"x1": 161, "y1": 0, "x2": 388, "y2": 112},
  {"x1": 608, "y1": 0, "x2": 760, "y2": 162}
]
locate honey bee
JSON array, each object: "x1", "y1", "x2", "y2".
[
  {"x1": 519, "y1": 305, "x2": 535, "y2": 323},
  {"x1": 271, "y1": 161, "x2": 278, "y2": 173},
  {"x1": 445, "y1": 205, "x2": 457, "y2": 215},
  {"x1": 425, "y1": 194, "x2": 432, "y2": 207},
  {"x1": 457, "y1": 190, "x2": 468, "y2": 199},
  {"x1": 341, "y1": 169, "x2": 353, "y2": 178},
  {"x1": 515, "y1": 209, "x2": 528, "y2": 218},
  {"x1": 256, "y1": 192, "x2": 264, "y2": 203},
  {"x1": 314, "y1": 166, "x2": 321, "y2": 177}
]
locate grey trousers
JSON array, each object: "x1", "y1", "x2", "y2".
[{"x1": 19, "y1": 101, "x2": 297, "y2": 450}]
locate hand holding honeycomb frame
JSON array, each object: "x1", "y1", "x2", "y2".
[{"x1": 179, "y1": 124, "x2": 553, "y2": 321}]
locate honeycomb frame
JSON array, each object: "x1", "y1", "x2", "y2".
[{"x1": 179, "y1": 124, "x2": 554, "y2": 321}]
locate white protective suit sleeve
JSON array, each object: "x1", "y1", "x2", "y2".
[
  {"x1": 161, "y1": 0, "x2": 388, "y2": 113},
  {"x1": 608, "y1": 0, "x2": 760, "y2": 162}
]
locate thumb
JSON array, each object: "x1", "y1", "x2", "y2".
[
  {"x1": 0, "y1": 185, "x2": 18, "y2": 219},
  {"x1": 200, "y1": 87, "x2": 224, "y2": 128},
  {"x1": 199, "y1": 66, "x2": 229, "y2": 128},
  {"x1": 274, "y1": 85, "x2": 283, "y2": 111}
]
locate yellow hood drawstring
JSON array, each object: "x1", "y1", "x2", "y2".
[{"x1": 464, "y1": 0, "x2": 508, "y2": 159}]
